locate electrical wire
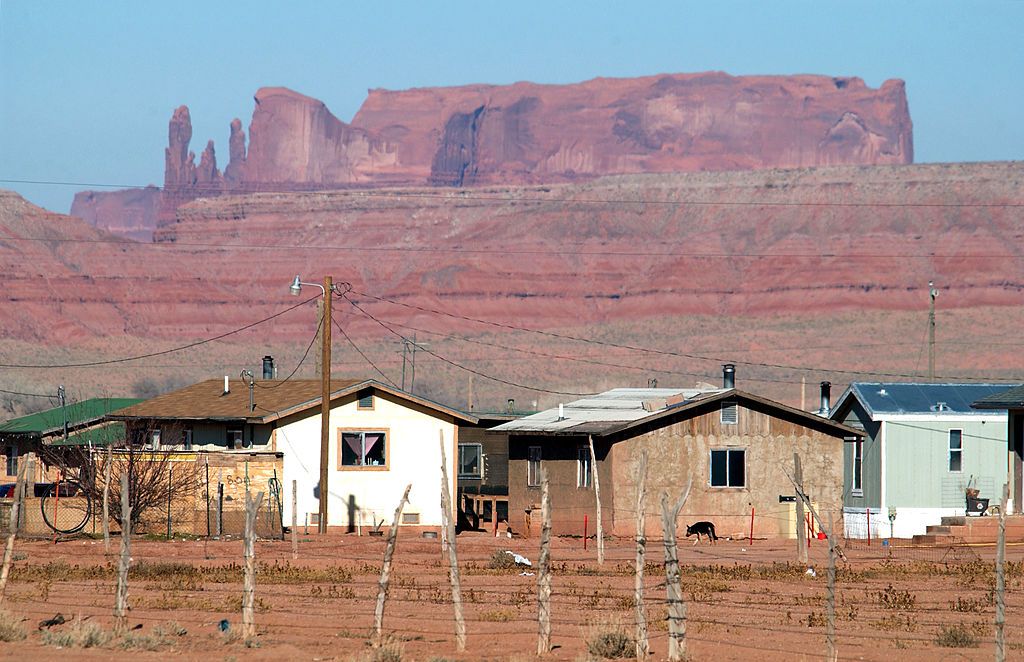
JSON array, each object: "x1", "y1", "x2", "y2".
[
  {"x1": 0, "y1": 294, "x2": 319, "y2": 369},
  {"x1": 330, "y1": 317, "x2": 398, "y2": 387},
  {"x1": 255, "y1": 314, "x2": 322, "y2": 389},
  {"x1": 0, "y1": 387, "x2": 57, "y2": 399},
  {"x1": 348, "y1": 288, "x2": 1020, "y2": 384}
]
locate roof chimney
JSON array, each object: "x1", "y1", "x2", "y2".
[
  {"x1": 262, "y1": 355, "x2": 275, "y2": 380},
  {"x1": 723, "y1": 364, "x2": 736, "y2": 389},
  {"x1": 558, "y1": 403, "x2": 565, "y2": 421},
  {"x1": 223, "y1": 375, "x2": 230, "y2": 395},
  {"x1": 818, "y1": 381, "x2": 832, "y2": 417}
]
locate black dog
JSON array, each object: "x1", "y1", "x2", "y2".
[{"x1": 685, "y1": 521, "x2": 718, "y2": 545}]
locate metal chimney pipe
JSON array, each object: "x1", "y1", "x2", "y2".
[
  {"x1": 223, "y1": 375, "x2": 230, "y2": 394},
  {"x1": 262, "y1": 355, "x2": 275, "y2": 380},
  {"x1": 818, "y1": 381, "x2": 832, "y2": 416},
  {"x1": 723, "y1": 364, "x2": 736, "y2": 389},
  {"x1": 558, "y1": 403, "x2": 564, "y2": 421}
]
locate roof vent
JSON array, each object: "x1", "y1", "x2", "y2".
[
  {"x1": 931, "y1": 401, "x2": 949, "y2": 412},
  {"x1": 878, "y1": 388, "x2": 887, "y2": 396},
  {"x1": 557, "y1": 403, "x2": 565, "y2": 421}
]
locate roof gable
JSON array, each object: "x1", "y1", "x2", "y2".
[
  {"x1": 109, "y1": 378, "x2": 478, "y2": 425},
  {"x1": 834, "y1": 383, "x2": 1013, "y2": 419}
]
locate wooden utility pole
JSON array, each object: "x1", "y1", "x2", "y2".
[
  {"x1": 242, "y1": 489, "x2": 264, "y2": 645},
  {"x1": 588, "y1": 436, "x2": 604, "y2": 565},
  {"x1": 794, "y1": 453, "x2": 807, "y2": 564},
  {"x1": 102, "y1": 446, "x2": 112, "y2": 554},
  {"x1": 318, "y1": 276, "x2": 332, "y2": 534},
  {"x1": 291, "y1": 479, "x2": 298, "y2": 560},
  {"x1": 0, "y1": 460, "x2": 27, "y2": 604},
  {"x1": 114, "y1": 473, "x2": 132, "y2": 633},
  {"x1": 633, "y1": 451, "x2": 649, "y2": 660},
  {"x1": 315, "y1": 299, "x2": 324, "y2": 379},
  {"x1": 439, "y1": 433, "x2": 466, "y2": 652},
  {"x1": 374, "y1": 483, "x2": 412, "y2": 645},
  {"x1": 995, "y1": 482, "x2": 1008, "y2": 662},
  {"x1": 536, "y1": 466, "x2": 552, "y2": 656},
  {"x1": 661, "y1": 482, "x2": 692, "y2": 662}
]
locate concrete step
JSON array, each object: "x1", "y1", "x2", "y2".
[
  {"x1": 941, "y1": 516, "x2": 967, "y2": 526},
  {"x1": 926, "y1": 525, "x2": 952, "y2": 534}
]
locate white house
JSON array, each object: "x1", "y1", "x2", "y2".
[{"x1": 111, "y1": 376, "x2": 478, "y2": 530}]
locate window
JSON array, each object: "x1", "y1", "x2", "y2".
[
  {"x1": 852, "y1": 438, "x2": 863, "y2": 494},
  {"x1": 5, "y1": 446, "x2": 17, "y2": 477},
  {"x1": 710, "y1": 448, "x2": 745, "y2": 488},
  {"x1": 147, "y1": 428, "x2": 161, "y2": 450},
  {"x1": 949, "y1": 429, "x2": 963, "y2": 472},
  {"x1": 226, "y1": 428, "x2": 243, "y2": 450},
  {"x1": 357, "y1": 393, "x2": 374, "y2": 409},
  {"x1": 340, "y1": 430, "x2": 388, "y2": 468},
  {"x1": 720, "y1": 401, "x2": 738, "y2": 425},
  {"x1": 183, "y1": 428, "x2": 193, "y2": 451},
  {"x1": 527, "y1": 446, "x2": 542, "y2": 487},
  {"x1": 458, "y1": 443, "x2": 483, "y2": 479},
  {"x1": 577, "y1": 445, "x2": 592, "y2": 488}
]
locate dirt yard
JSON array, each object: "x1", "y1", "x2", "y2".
[{"x1": 0, "y1": 530, "x2": 1021, "y2": 661}]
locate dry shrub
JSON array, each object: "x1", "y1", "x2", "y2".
[
  {"x1": 479, "y1": 609, "x2": 516, "y2": 622},
  {"x1": 873, "y1": 584, "x2": 916, "y2": 610},
  {"x1": 584, "y1": 618, "x2": 635, "y2": 659},
  {"x1": 0, "y1": 610, "x2": 26, "y2": 642},
  {"x1": 488, "y1": 550, "x2": 521, "y2": 570},
  {"x1": 365, "y1": 635, "x2": 404, "y2": 662},
  {"x1": 935, "y1": 623, "x2": 978, "y2": 648},
  {"x1": 41, "y1": 620, "x2": 109, "y2": 648}
]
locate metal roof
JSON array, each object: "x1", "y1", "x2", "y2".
[
  {"x1": 833, "y1": 383, "x2": 1013, "y2": 418},
  {"x1": 0, "y1": 398, "x2": 142, "y2": 438},
  {"x1": 971, "y1": 384, "x2": 1024, "y2": 410},
  {"x1": 492, "y1": 387, "x2": 725, "y2": 434}
]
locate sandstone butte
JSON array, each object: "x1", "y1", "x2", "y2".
[
  {"x1": 8, "y1": 161, "x2": 1023, "y2": 350},
  {"x1": 71, "y1": 72, "x2": 912, "y2": 239}
]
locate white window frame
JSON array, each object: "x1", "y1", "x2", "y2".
[
  {"x1": 527, "y1": 446, "x2": 542, "y2": 487},
  {"x1": 852, "y1": 437, "x2": 863, "y2": 495},
  {"x1": 709, "y1": 448, "x2": 745, "y2": 488},
  {"x1": 577, "y1": 445, "x2": 592, "y2": 488},
  {"x1": 720, "y1": 401, "x2": 738, "y2": 425},
  {"x1": 227, "y1": 428, "x2": 243, "y2": 450},
  {"x1": 339, "y1": 430, "x2": 388, "y2": 468},
  {"x1": 948, "y1": 429, "x2": 963, "y2": 473},
  {"x1": 458, "y1": 443, "x2": 483, "y2": 479},
  {"x1": 147, "y1": 428, "x2": 161, "y2": 450}
]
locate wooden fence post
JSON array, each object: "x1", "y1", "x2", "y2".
[
  {"x1": 995, "y1": 482, "x2": 1008, "y2": 662},
  {"x1": 794, "y1": 453, "x2": 807, "y2": 564},
  {"x1": 661, "y1": 478, "x2": 692, "y2": 662},
  {"x1": 0, "y1": 459, "x2": 27, "y2": 604},
  {"x1": 374, "y1": 483, "x2": 412, "y2": 646},
  {"x1": 826, "y1": 511, "x2": 837, "y2": 662},
  {"x1": 103, "y1": 446, "x2": 112, "y2": 554},
  {"x1": 215, "y1": 482, "x2": 223, "y2": 537},
  {"x1": 634, "y1": 451, "x2": 649, "y2": 660},
  {"x1": 114, "y1": 472, "x2": 132, "y2": 633},
  {"x1": 242, "y1": 489, "x2": 264, "y2": 645},
  {"x1": 166, "y1": 465, "x2": 173, "y2": 540},
  {"x1": 589, "y1": 435, "x2": 604, "y2": 565},
  {"x1": 439, "y1": 432, "x2": 466, "y2": 652},
  {"x1": 291, "y1": 479, "x2": 299, "y2": 560},
  {"x1": 536, "y1": 466, "x2": 552, "y2": 656}
]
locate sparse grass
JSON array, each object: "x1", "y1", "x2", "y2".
[
  {"x1": 584, "y1": 618, "x2": 634, "y2": 659},
  {"x1": 949, "y1": 595, "x2": 988, "y2": 613},
  {"x1": 0, "y1": 610, "x2": 26, "y2": 642},
  {"x1": 806, "y1": 612, "x2": 827, "y2": 628},
  {"x1": 41, "y1": 620, "x2": 110, "y2": 648},
  {"x1": 363, "y1": 635, "x2": 404, "y2": 662},
  {"x1": 935, "y1": 623, "x2": 978, "y2": 648},
  {"x1": 479, "y1": 609, "x2": 516, "y2": 622}
]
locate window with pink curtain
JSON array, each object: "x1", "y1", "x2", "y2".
[{"x1": 341, "y1": 431, "x2": 387, "y2": 466}]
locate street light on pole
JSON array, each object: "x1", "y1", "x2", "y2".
[{"x1": 290, "y1": 274, "x2": 334, "y2": 534}]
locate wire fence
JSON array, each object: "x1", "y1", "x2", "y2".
[{"x1": 0, "y1": 501, "x2": 1019, "y2": 660}]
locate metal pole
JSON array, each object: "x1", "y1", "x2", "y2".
[
  {"x1": 995, "y1": 483, "x2": 1008, "y2": 662},
  {"x1": 318, "y1": 275, "x2": 332, "y2": 534},
  {"x1": 795, "y1": 453, "x2": 807, "y2": 563},
  {"x1": 166, "y1": 465, "x2": 172, "y2": 539},
  {"x1": 928, "y1": 281, "x2": 938, "y2": 381}
]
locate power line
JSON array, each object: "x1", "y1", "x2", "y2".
[
  {"x1": 331, "y1": 317, "x2": 398, "y2": 387},
  {"x1": 3, "y1": 176, "x2": 1021, "y2": 208},
  {"x1": 8, "y1": 232, "x2": 1024, "y2": 259},
  {"x1": 0, "y1": 294, "x2": 319, "y2": 369},
  {"x1": 348, "y1": 288, "x2": 1019, "y2": 383},
  {"x1": 255, "y1": 314, "x2": 322, "y2": 389},
  {"x1": 0, "y1": 386, "x2": 57, "y2": 399},
  {"x1": 343, "y1": 294, "x2": 596, "y2": 396}
]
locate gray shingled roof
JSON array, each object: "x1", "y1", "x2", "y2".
[
  {"x1": 833, "y1": 383, "x2": 1013, "y2": 418},
  {"x1": 971, "y1": 384, "x2": 1024, "y2": 410}
]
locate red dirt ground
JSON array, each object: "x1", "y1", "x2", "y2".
[{"x1": 1, "y1": 530, "x2": 1021, "y2": 661}]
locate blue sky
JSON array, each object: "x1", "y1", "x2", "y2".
[{"x1": 1, "y1": 1, "x2": 1021, "y2": 213}]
